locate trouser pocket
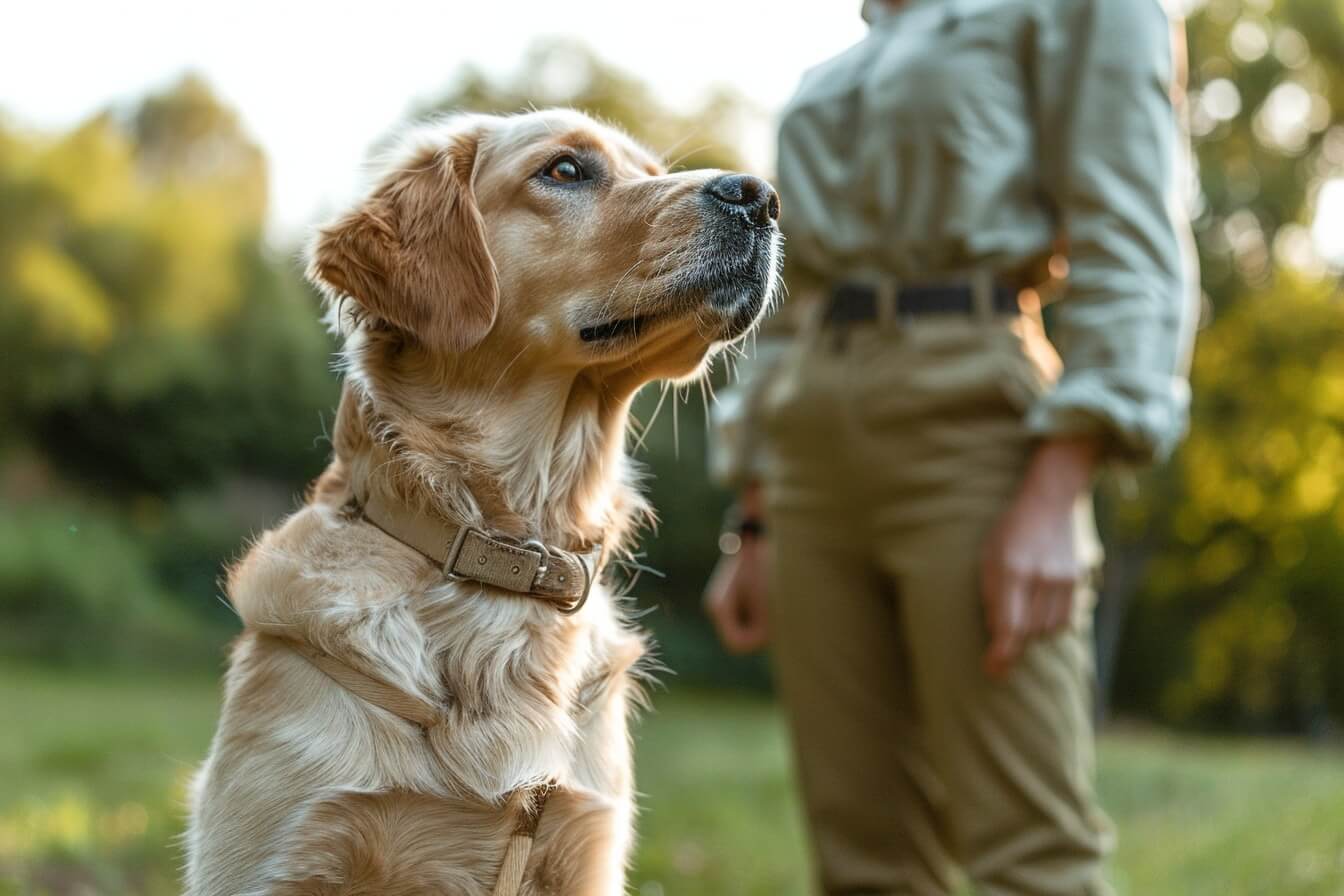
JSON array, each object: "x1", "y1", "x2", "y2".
[
  {"x1": 758, "y1": 320, "x2": 841, "y2": 445},
  {"x1": 850, "y1": 318, "x2": 1054, "y2": 428}
]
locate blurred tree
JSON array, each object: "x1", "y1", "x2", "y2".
[
  {"x1": 0, "y1": 75, "x2": 337, "y2": 659},
  {"x1": 416, "y1": 38, "x2": 752, "y2": 173},
  {"x1": 0, "y1": 74, "x2": 335, "y2": 496},
  {"x1": 1116, "y1": 275, "x2": 1344, "y2": 731},
  {"x1": 1109, "y1": 0, "x2": 1344, "y2": 731},
  {"x1": 133, "y1": 72, "x2": 266, "y2": 209}
]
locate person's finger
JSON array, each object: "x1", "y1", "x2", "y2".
[
  {"x1": 1027, "y1": 578, "x2": 1053, "y2": 637},
  {"x1": 704, "y1": 578, "x2": 739, "y2": 646},
  {"x1": 720, "y1": 588, "x2": 766, "y2": 654},
  {"x1": 984, "y1": 574, "x2": 1029, "y2": 678},
  {"x1": 702, "y1": 584, "x2": 719, "y2": 616},
  {"x1": 734, "y1": 600, "x2": 769, "y2": 653},
  {"x1": 1044, "y1": 579, "x2": 1075, "y2": 633},
  {"x1": 705, "y1": 564, "x2": 765, "y2": 654},
  {"x1": 979, "y1": 544, "x2": 1003, "y2": 626},
  {"x1": 717, "y1": 612, "x2": 752, "y2": 653},
  {"x1": 980, "y1": 537, "x2": 1004, "y2": 632}
]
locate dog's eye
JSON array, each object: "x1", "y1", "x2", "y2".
[{"x1": 544, "y1": 156, "x2": 587, "y2": 184}]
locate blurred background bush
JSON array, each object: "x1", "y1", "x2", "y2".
[{"x1": 4, "y1": 1, "x2": 1344, "y2": 893}]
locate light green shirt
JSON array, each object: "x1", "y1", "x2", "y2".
[{"x1": 712, "y1": 0, "x2": 1199, "y2": 485}]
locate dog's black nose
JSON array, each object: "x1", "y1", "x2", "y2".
[{"x1": 705, "y1": 174, "x2": 780, "y2": 229}]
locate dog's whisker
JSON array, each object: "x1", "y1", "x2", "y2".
[
  {"x1": 664, "y1": 141, "x2": 713, "y2": 172},
  {"x1": 482, "y1": 345, "x2": 530, "y2": 406},
  {"x1": 631, "y1": 381, "x2": 673, "y2": 455},
  {"x1": 672, "y1": 386, "x2": 681, "y2": 460},
  {"x1": 656, "y1": 131, "x2": 697, "y2": 165}
]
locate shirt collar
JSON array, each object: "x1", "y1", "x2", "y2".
[
  {"x1": 862, "y1": 0, "x2": 940, "y2": 25},
  {"x1": 861, "y1": 0, "x2": 896, "y2": 24}
]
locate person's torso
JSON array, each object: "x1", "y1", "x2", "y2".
[{"x1": 777, "y1": 0, "x2": 1058, "y2": 280}]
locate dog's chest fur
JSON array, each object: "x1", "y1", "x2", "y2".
[{"x1": 185, "y1": 503, "x2": 645, "y2": 895}]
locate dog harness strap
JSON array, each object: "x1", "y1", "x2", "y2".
[
  {"x1": 280, "y1": 636, "x2": 442, "y2": 730},
  {"x1": 361, "y1": 492, "x2": 599, "y2": 612},
  {"x1": 491, "y1": 782, "x2": 556, "y2": 896},
  {"x1": 271, "y1": 633, "x2": 558, "y2": 896}
]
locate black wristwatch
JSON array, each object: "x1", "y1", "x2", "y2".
[
  {"x1": 738, "y1": 517, "x2": 766, "y2": 538},
  {"x1": 719, "y1": 505, "x2": 766, "y2": 555}
]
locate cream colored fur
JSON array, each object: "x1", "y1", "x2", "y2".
[{"x1": 184, "y1": 109, "x2": 780, "y2": 895}]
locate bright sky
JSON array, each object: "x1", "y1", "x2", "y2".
[{"x1": 3, "y1": 1, "x2": 865, "y2": 241}]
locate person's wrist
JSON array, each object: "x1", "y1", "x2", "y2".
[
  {"x1": 718, "y1": 528, "x2": 765, "y2": 556},
  {"x1": 739, "y1": 480, "x2": 764, "y2": 518},
  {"x1": 721, "y1": 484, "x2": 766, "y2": 555},
  {"x1": 1024, "y1": 436, "x2": 1100, "y2": 505}
]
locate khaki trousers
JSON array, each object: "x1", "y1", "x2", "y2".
[{"x1": 758, "y1": 311, "x2": 1114, "y2": 896}]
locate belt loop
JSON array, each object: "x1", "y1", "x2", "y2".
[
  {"x1": 877, "y1": 278, "x2": 898, "y2": 328},
  {"x1": 971, "y1": 270, "x2": 995, "y2": 321}
]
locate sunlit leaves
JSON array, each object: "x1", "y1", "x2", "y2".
[
  {"x1": 0, "y1": 74, "x2": 335, "y2": 492},
  {"x1": 8, "y1": 241, "x2": 115, "y2": 349},
  {"x1": 1111, "y1": 0, "x2": 1344, "y2": 731},
  {"x1": 1121, "y1": 275, "x2": 1344, "y2": 729}
]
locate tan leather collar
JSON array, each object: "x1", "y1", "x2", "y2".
[{"x1": 360, "y1": 492, "x2": 600, "y2": 614}]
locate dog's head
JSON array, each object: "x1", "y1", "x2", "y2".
[{"x1": 307, "y1": 109, "x2": 780, "y2": 387}]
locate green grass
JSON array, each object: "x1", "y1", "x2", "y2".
[{"x1": 1, "y1": 665, "x2": 1342, "y2": 895}]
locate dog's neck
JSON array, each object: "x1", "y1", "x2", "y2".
[{"x1": 328, "y1": 331, "x2": 650, "y2": 557}]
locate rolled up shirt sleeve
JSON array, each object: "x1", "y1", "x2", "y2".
[{"x1": 1026, "y1": 0, "x2": 1200, "y2": 464}]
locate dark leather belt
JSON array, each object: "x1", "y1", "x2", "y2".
[{"x1": 824, "y1": 281, "x2": 1020, "y2": 326}]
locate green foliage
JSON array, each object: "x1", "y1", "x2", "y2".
[
  {"x1": 0, "y1": 502, "x2": 221, "y2": 666},
  {"x1": 0, "y1": 84, "x2": 336, "y2": 493},
  {"x1": 1114, "y1": 277, "x2": 1344, "y2": 731},
  {"x1": 1109, "y1": 0, "x2": 1344, "y2": 731},
  {"x1": 0, "y1": 75, "x2": 336, "y2": 655},
  {"x1": 1185, "y1": 0, "x2": 1344, "y2": 295}
]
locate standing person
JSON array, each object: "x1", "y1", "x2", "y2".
[{"x1": 703, "y1": 1, "x2": 1198, "y2": 893}]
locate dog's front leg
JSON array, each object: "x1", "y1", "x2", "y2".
[{"x1": 563, "y1": 630, "x2": 647, "y2": 890}]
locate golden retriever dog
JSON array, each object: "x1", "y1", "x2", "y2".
[{"x1": 183, "y1": 109, "x2": 781, "y2": 896}]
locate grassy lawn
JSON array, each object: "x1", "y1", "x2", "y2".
[{"x1": 1, "y1": 665, "x2": 1342, "y2": 895}]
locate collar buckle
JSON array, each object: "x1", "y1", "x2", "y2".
[
  {"x1": 442, "y1": 525, "x2": 474, "y2": 579},
  {"x1": 523, "y1": 538, "x2": 551, "y2": 587},
  {"x1": 557, "y1": 552, "x2": 595, "y2": 616}
]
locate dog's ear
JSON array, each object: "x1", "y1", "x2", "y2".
[{"x1": 307, "y1": 129, "x2": 498, "y2": 353}]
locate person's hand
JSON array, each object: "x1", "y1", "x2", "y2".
[
  {"x1": 704, "y1": 538, "x2": 769, "y2": 653},
  {"x1": 981, "y1": 437, "x2": 1099, "y2": 679},
  {"x1": 704, "y1": 483, "x2": 769, "y2": 654}
]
